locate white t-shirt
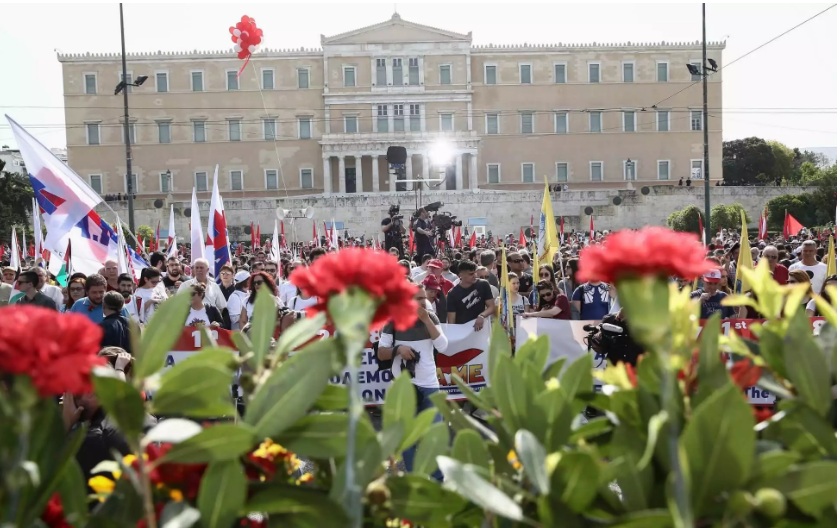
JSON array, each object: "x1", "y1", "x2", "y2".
[
  {"x1": 380, "y1": 320, "x2": 448, "y2": 389},
  {"x1": 789, "y1": 261, "x2": 828, "y2": 293},
  {"x1": 278, "y1": 281, "x2": 297, "y2": 307},
  {"x1": 226, "y1": 290, "x2": 249, "y2": 330},
  {"x1": 186, "y1": 307, "x2": 211, "y2": 326},
  {"x1": 132, "y1": 286, "x2": 167, "y2": 324},
  {"x1": 287, "y1": 295, "x2": 318, "y2": 311}
]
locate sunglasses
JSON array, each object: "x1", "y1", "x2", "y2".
[
  {"x1": 253, "y1": 281, "x2": 265, "y2": 286},
  {"x1": 510, "y1": 259, "x2": 523, "y2": 264},
  {"x1": 539, "y1": 291, "x2": 554, "y2": 299}
]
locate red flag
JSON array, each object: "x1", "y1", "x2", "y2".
[
  {"x1": 137, "y1": 235, "x2": 144, "y2": 254},
  {"x1": 589, "y1": 216, "x2": 595, "y2": 242},
  {"x1": 454, "y1": 226, "x2": 462, "y2": 247},
  {"x1": 0, "y1": 245, "x2": 4, "y2": 262},
  {"x1": 323, "y1": 222, "x2": 331, "y2": 248},
  {"x1": 519, "y1": 228, "x2": 526, "y2": 247},
  {"x1": 408, "y1": 228, "x2": 415, "y2": 254},
  {"x1": 280, "y1": 220, "x2": 286, "y2": 248},
  {"x1": 153, "y1": 220, "x2": 160, "y2": 252},
  {"x1": 783, "y1": 210, "x2": 805, "y2": 240},
  {"x1": 255, "y1": 223, "x2": 261, "y2": 248},
  {"x1": 28, "y1": 243, "x2": 35, "y2": 258},
  {"x1": 469, "y1": 230, "x2": 477, "y2": 249},
  {"x1": 313, "y1": 221, "x2": 320, "y2": 247},
  {"x1": 559, "y1": 216, "x2": 565, "y2": 245},
  {"x1": 758, "y1": 209, "x2": 768, "y2": 240}
]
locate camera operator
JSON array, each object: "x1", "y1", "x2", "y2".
[
  {"x1": 381, "y1": 205, "x2": 406, "y2": 259},
  {"x1": 413, "y1": 208, "x2": 436, "y2": 265}
]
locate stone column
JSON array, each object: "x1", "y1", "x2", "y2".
[
  {"x1": 338, "y1": 156, "x2": 346, "y2": 194},
  {"x1": 455, "y1": 152, "x2": 463, "y2": 190},
  {"x1": 354, "y1": 155, "x2": 362, "y2": 193},
  {"x1": 371, "y1": 155, "x2": 379, "y2": 193},
  {"x1": 323, "y1": 156, "x2": 332, "y2": 196},
  {"x1": 469, "y1": 152, "x2": 478, "y2": 192}
]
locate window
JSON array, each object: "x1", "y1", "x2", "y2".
[
  {"x1": 121, "y1": 123, "x2": 136, "y2": 144},
  {"x1": 392, "y1": 58, "x2": 403, "y2": 85},
  {"x1": 300, "y1": 168, "x2": 313, "y2": 189},
  {"x1": 344, "y1": 115, "x2": 358, "y2": 133},
  {"x1": 486, "y1": 113, "x2": 499, "y2": 135},
  {"x1": 393, "y1": 105, "x2": 404, "y2": 132},
  {"x1": 624, "y1": 160, "x2": 637, "y2": 181},
  {"x1": 343, "y1": 66, "x2": 356, "y2": 87},
  {"x1": 439, "y1": 64, "x2": 451, "y2": 85},
  {"x1": 228, "y1": 119, "x2": 241, "y2": 142},
  {"x1": 155, "y1": 72, "x2": 168, "y2": 92},
  {"x1": 409, "y1": 104, "x2": 421, "y2": 132},
  {"x1": 691, "y1": 110, "x2": 703, "y2": 131},
  {"x1": 191, "y1": 71, "x2": 204, "y2": 91},
  {"x1": 263, "y1": 118, "x2": 276, "y2": 140},
  {"x1": 265, "y1": 169, "x2": 278, "y2": 190},
  {"x1": 554, "y1": 112, "x2": 568, "y2": 134},
  {"x1": 554, "y1": 63, "x2": 566, "y2": 83},
  {"x1": 120, "y1": 73, "x2": 133, "y2": 93},
  {"x1": 656, "y1": 62, "x2": 669, "y2": 82},
  {"x1": 623, "y1": 62, "x2": 634, "y2": 83},
  {"x1": 226, "y1": 71, "x2": 238, "y2": 90},
  {"x1": 230, "y1": 170, "x2": 243, "y2": 191},
  {"x1": 195, "y1": 172, "x2": 208, "y2": 192},
  {"x1": 192, "y1": 121, "x2": 206, "y2": 143},
  {"x1": 160, "y1": 172, "x2": 172, "y2": 193},
  {"x1": 588, "y1": 63, "x2": 600, "y2": 83},
  {"x1": 691, "y1": 160, "x2": 704, "y2": 180},
  {"x1": 521, "y1": 163, "x2": 535, "y2": 183},
  {"x1": 297, "y1": 68, "x2": 310, "y2": 89},
  {"x1": 86, "y1": 123, "x2": 100, "y2": 145},
  {"x1": 690, "y1": 61, "x2": 702, "y2": 82},
  {"x1": 89, "y1": 174, "x2": 103, "y2": 194},
  {"x1": 657, "y1": 110, "x2": 670, "y2": 132},
  {"x1": 376, "y1": 105, "x2": 389, "y2": 133},
  {"x1": 439, "y1": 113, "x2": 454, "y2": 132},
  {"x1": 623, "y1": 111, "x2": 636, "y2": 132},
  {"x1": 375, "y1": 59, "x2": 387, "y2": 85},
  {"x1": 657, "y1": 160, "x2": 671, "y2": 180},
  {"x1": 408, "y1": 58, "x2": 420, "y2": 85},
  {"x1": 84, "y1": 73, "x2": 97, "y2": 94},
  {"x1": 484, "y1": 64, "x2": 497, "y2": 85},
  {"x1": 487, "y1": 164, "x2": 500, "y2": 184},
  {"x1": 589, "y1": 112, "x2": 602, "y2": 133},
  {"x1": 157, "y1": 121, "x2": 171, "y2": 144},
  {"x1": 520, "y1": 112, "x2": 534, "y2": 134},
  {"x1": 519, "y1": 64, "x2": 532, "y2": 84},
  {"x1": 262, "y1": 69, "x2": 275, "y2": 90},
  {"x1": 556, "y1": 162, "x2": 569, "y2": 182},
  {"x1": 298, "y1": 117, "x2": 312, "y2": 139},
  {"x1": 590, "y1": 162, "x2": 603, "y2": 181}
]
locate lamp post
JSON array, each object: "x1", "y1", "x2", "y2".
[
  {"x1": 701, "y1": 3, "x2": 712, "y2": 243},
  {"x1": 277, "y1": 207, "x2": 315, "y2": 247}
]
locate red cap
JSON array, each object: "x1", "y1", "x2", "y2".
[{"x1": 427, "y1": 259, "x2": 444, "y2": 270}]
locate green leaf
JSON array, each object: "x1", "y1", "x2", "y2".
[
  {"x1": 636, "y1": 411, "x2": 668, "y2": 471},
  {"x1": 163, "y1": 424, "x2": 257, "y2": 463},
  {"x1": 569, "y1": 417, "x2": 612, "y2": 443},
  {"x1": 245, "y1": 339, "x2": 335, "y2": 438},
  {"x1": 559, "y1": 354, "x2": 593, "y2": 403},
  {"x1": 383, "y1": 372, "x2": 416, "y2": 433},
  {"x1": 274, "y1": 311, "x2": 328, "y2": 355},
  {"x1": 196, "y1": 460, "x2": 247, "y2": 528},
  {"x1": 534, "y1": 389, "x2": 574, "y2": 451},
  {"x1": 249, "y1": 286, "x2": 279, "y2": 369},
  {"x1": 412, "y1": 422, "x2": 450, "y2": 476},
  {"x1": 56, "y1": 460, "x2": 89, "y2": 528},
  {"x1": 388, "y1": 475, "x2": 469, "y2": 525},
  {"x1": 514, "y1": 430, "x2": 548, "y2": 495},
  {"x1": 543, "y1": 357, "x2": 567, "y2": 382},
  {"x1": 314, "y1": 384, "x2": 348, "y2": 411},
  {"x1": 767, "y1": 461, "x2": 837, "y2": 517},
  {"x1": 92, "y1": 371, "x2": 147, "y2": 439},
  {"x1": 245, "y1": 484, "x2": 347, "y2": 526},
  {"x1": 159, "y1": 501, "x2": 200, "y2": 528},
  {"x1": 491, "y1": 353, "x2": 529, "y2": 433},
  {"x1": 514, "y1": 334, "x2": 550, "y2": 373},
  {"x1": 230, "y1": 330, "x2": 252, "y2": 356},
  {"x1": 551, "y1": 451, "x2": 600, "y2": 513},
  {"x1": 763, "y1": 401, "x2": 837, "y2": 460},
  {"x1": 693, "y1": 314, "x2": 730, "y2": 406},
  {"x1": 437, "y1": 456, "x2": 523, "y2": 521},
  {"x1": 378, "y1": 423, "x2": 405, "y2": 459},
  {"x1": 452, "y1": 429, "x2": 491, "y2": 473},
  {"x1": 784, "y1": 310, "x2": 832, "y2": 415},
  {"x1": 399, "y1": 408, "x2": 437, "y2": 453},
  {"x1": 610, "y1": 510, "x2": 674, "y2": 528},
  {"x1": 488, "y1": 321, "x2": 513, "y2": 378},
  {"x1": 277, "y1": 413, "x2": 349, "y2": 459},
  {"x1": 750, "y1": 450, "x2": 801, "y2": 482},
  {"x1": 152, "y1": 363, "x2": 235, "y2": 418},
  {"x1": 135, "y1": 291, "x2": 191, "y2": 379},
  {"x1": 603, "y1": 457, "x2": 651, "y2": 512},
  {"x1": 142, "y1": 418, "x2": 203, "y2": 447},
  {"x1": 679, "y1": 383, "x2": 756, "y2": 516},
  {"x1": 451, "y1": 373, "x2": 493, "y2": 412}
]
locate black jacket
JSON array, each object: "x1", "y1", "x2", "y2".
[{"x1": 100, "y1": 313, "x2": 132, "y2": 354}]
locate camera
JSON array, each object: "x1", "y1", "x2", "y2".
[{"x1": 583, "y1": 314, "x2": 644, "y2": 367}]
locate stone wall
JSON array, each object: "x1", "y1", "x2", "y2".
[{"x1": 99, "y1": 185, "x2": 814, "y2": 242}]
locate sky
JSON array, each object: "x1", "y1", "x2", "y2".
[{"x1": 0, "y1": 1, "x2": 836, "y2": 152}]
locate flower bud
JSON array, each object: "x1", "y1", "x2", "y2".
[
  {"x1": 754, "y1": 488, "x2": 786, "y2": 519},
  {"x1": 366, "y1": 480, "x2": 390, "y2": 506},
  {"x1": 726, "y1": 490, "x2": 754, "y2": 517}
]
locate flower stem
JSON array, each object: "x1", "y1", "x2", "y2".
[
  {"x1": 658, "y1": 348, "x2": 693, "y2": 528},
  {"x1": 131, "y1": 442, "x2": 157, "y2": 528},
  {"x1": 341, "y1": 336, "x2": 364, "y2": 528}
]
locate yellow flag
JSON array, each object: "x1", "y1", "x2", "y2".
[
  {"x1": 734, "y1": 209, "x2": 753, "y2": 293},
  {"x1": 537, "y1": 177, "x2": 559, "y2": 267},
  {"x1": 827, "y1": 235, "x2": 836, "y2": 277},
  {"x1": 498, "y1": 248, "x2": 515, "y2": 335}
]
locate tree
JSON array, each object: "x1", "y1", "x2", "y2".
[
  {"x1": 723, "y1": 137, "x2": 777, "y2": 186},
  {"x1": 767, "y1": 140, "x2": 793, "y2": 185},
  {"x1": 709, "y1": 203, "x2": 750, "y2": 232},
  {"x1": 0, "y1": 160, "x2": 34, "y2": 245},
  {"x1": 666, "y1": 204, "x2": 704, "y2": 235},
  {"x1": 136, "y1": 224, "x2": 153, "y2": 242},
  {"x1": 766, "y1": 194, "x2": 816, "y2": 230}
]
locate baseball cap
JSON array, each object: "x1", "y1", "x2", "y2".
[
  {"x1": 703, "y1": 269, "x2": 722, "y2": 283},
  {"x1": 422, "y1": 275, "x2": 442, "y2": 290},
  {"x1": 234, "y1": 270, "x2": 251, "y2": 284},
  {"x1": 427, "y1": 259, "x2": 444, "y2": 270}
]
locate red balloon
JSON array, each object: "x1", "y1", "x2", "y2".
[
  {"x1": 241, "y1": 15, "x2": 249, "y2": 23},
  {"x1": 229, "y1": 15, "x2": 262, "y2": 60},
  {"x1": 229, "y1": 26, "x2": 236, "y2": 34},
  {"x1": 237, "y1": 49, "x2": 249, "y2": 59},
  {"x1": 252, "y1": 36, "x2": 262, "y2": 45},
  {"x1": 230, "y1": 35, "x2": 239, "y2": 43}
]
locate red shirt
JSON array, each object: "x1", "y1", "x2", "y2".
[{"x1": 540, "y1": 294, "x2": 571, "y2": 320}]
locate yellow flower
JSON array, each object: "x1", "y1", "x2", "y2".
[
  {"x1": 507, "y1": 450, "x2": 522, "y2": 471},
  {"x1": 88, "y1": 475, "x2": 116, "y2": 495},
  {"x1": 169, "y1": 489, "x2": 184, "y2": 502},
  {"x1": 122, "y1": 454, "x2": 137, "y2": 467},
  {"x1": 296, "y1": 472, "x2": 314, "y2": 485},
  {"x1": 252, "y1": 439, "x2": 289, "y2": 460}
]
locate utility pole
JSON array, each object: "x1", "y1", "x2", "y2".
[
  {"x1": 702, "y1": 2, "x2": 711, "y2": 244},
  {"x1": 119, "y1": 2, "x2": 135, "y2": 234}
]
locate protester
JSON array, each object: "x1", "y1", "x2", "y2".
[
  {"x1": 63, "y1": 277, "x2": 87, "y2": 312},
  {"x1": 185, "y1": 283, "x2": 225, "y2": 328},
  {"x1": 239, "y1": 272, "x2": 281, "y2": 328},
  {"x1": 522, "y1": 279, "x2": 572, "y2": 320},
  {"x1": 217, "y1": 264, "x2": 236, "y2": 300},
  {"x1": 15, "y1": 269, "x2": 58, "y2": 310},
  {"x1": 2, "y1": 266, "x2": 16, "y2": 285},
  {"x1": 162, "y1": 257, "x2": 185, "y2": 296},
  {"x1": 102, "y1": 259, "x2": 120, "y2": 291},
  {"x1": 505, "y1": 272, "x2": 529, "y2": 319},
  {"x1": 807, "y1": 274, "x2": 836, "y2": 317},
  {"x1": 421, "y1": 275, "x2": 448, "y2": 322},
  {"x1": 100, "y1": 291, "x2": 132, "y2": 354},
  {"x1": 226, "y1": 270, "x2": 251, "y2": 331},
  {"x1": 178, "y1": 258, "x2": 227, "y2": 315},
  {"x1": 411, "y1": 254, "x2": 433, "y2": 282},
  {"x1": 690, "y1": 269, "x2": 735, "y2": 319},
  {"x1": 789, "y1": 240, "x2": 828, "y2": 294},
  {"x1": 761, "y1": 246, "x2": 789, "y2": 285},
  {"x1": 446, "y1": 260, "x2": 495, "y2": 330},
  {"x1": 571, "y1": 277, "x2": 611, "y2": 321},
  {"x1": 507, "y1": 252, "x2": 533, "y2": 295},
  {"x1": 33, "y1": 267, "x2": 64, "y2": 308},
  {"x1": 129, "y1": 268, "x2": 167, "y2": 325}
]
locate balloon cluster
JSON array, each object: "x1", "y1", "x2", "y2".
[{"x1": 229, "y1": 15, "x2": 263, "y2": 61}]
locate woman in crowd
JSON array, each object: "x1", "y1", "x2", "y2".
[
  {"x1": 506, "y1": 272, "x2": 529, "y2": 320},
  {"x1": 788, "y1": 269, "x2": 814, "y2": 307},
  {"x1": 185, "y1": 283, "x2": 225, "y2": 327},
  {"x1": 807, "y1": 274, "x2": 836, "y2": 317},
  {"x1": 521, "y1": 279, "x2": 571, "y2": 320},
  {"x1": 239, "y1": 272, "x2": 280, "y2": 328},
  {"x1": 63, "y1": 277, "x2": 87, "y2": 313},
  {"x1": 556, "y1": 258, "x2": 580, "y2": 319},
  {"x1": 131, "y1": 267, "x2": 167, "y2": 325},
  {"x1": 421, "y1": 275, "x2": 448, "y2": 323},
  {"x1": 226, "y1": 271, "x2": 252, "y2": 331}
]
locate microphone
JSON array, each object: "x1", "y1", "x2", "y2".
[
  {"x1": 583, "y1": 324, "x2": 598, "y2": 332},
  {"x1": 601, "y1": 323, "x2": 624, "y2": 334}
]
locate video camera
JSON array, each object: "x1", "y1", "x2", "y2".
[
  {"x1": 583, "y1": 314, "x2": 644, "y2": 367},
  {"x1": 432, "y1": 212, "x2": 463, "y2": 232},
  {"x1": 388, "y1": 204, "x2": 403, "y2": 221}
]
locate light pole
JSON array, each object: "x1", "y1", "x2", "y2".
[
  {"x1": 276, "y1": 207, "x2": 315, "y2": 248},
  {"x1": 701, "y1": 3, "x2": 712, "y2": 243}
]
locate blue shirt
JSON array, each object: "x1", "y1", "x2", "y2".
[
  {"x1": 572, "y1": 283, "x2": 612, "y2": 321},
  {"x1": 69, "y1": 297, "x2": 129, "y2": 323},
  {"x1": 690, "y1": 289, "x2": 735, "y2": 319}
]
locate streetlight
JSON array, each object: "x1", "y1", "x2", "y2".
[
  {"x1": 114, "y1": 3, "x2": 147, "y2": 235},
  {"x1": 276, "y1": 206, "x2": 316, "y2": 247}
]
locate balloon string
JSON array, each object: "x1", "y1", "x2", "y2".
[
  {"x1": 249, "y1": 60, "x2": 290, "y2": 200},
  {"x1": 236, "y1": 54, "x2": 251, "y2": 78}
]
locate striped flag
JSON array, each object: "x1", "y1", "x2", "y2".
[{"x1": 758, "y1": 209, "x2": 768, "y2": 240}]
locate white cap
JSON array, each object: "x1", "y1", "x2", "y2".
[{"x1": 234, "y1": 270, "x2": 251, "y2": 283}]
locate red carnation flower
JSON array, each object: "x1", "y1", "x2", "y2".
[
  {"x1": 143, "y1": 444, "x2": 207, "y2": 501},
  {"x1": 0, "y1": 306, "x2": 105, "y2": 396},
  {"x1": 729, "y1": 359, "x2": 762, "y2": 390},
  {"x1": 41, "y1": 493, "x2": 71, "y2": 528},
  {"x1": 289, "y1": 248, "x2": 419, "y2": 331},
  {"x1": 753, "y1": 405, "x2": 774, "y2": 423},
  {"x1": 576, "y1": 227, "x2": 715, "y2": 284}
]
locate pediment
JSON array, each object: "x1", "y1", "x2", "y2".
[{"x1": 322, "y1": 14, "x2": 471, "y2": 45}]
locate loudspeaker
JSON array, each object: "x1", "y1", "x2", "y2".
[
  {"x1": 183, "y1": 207, "x2": 191, "y2": 217},
  {"x1": 153, "y1": 199, "x2": 164, "y2": 209},
  {"x1": 386, "y1": 146, "x2": 407, "y2": 165},
  {"x1": 584, "y1": 206, "x2": 594, "y2": 215},
  {"x1": 612, "y1": 196, "x2": 623, "y2": 205},
  {"x1": 641, "y1": 186, "x2": 651, "y2": 195},
  {"x1": 244, "y1": 225, "x2": 252, "y2": 235},
  {"x1": 524, "y1": 227, "x2": 534, "y2": 238}
]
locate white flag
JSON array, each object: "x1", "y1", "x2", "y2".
[
  {"x1": 10, "y1": 227, "x2": 21, "y2": 271},
  {"x1": 115, "y1": 217, "x2": 129, "y2": 275},
  {"x1": 32, "y1": 197, "x2": 44, "y2": 262},
  {"x1": 331, "y1": 219, "x2": 339, "y2": 249},
  {"x1": 270, "y1": 219, "x2": 280, "y2": 262},
  {"x1": 190, "y1": 188, "x2": 205, "y2": 264},
  {"x1": 167, "y1": 204, "x2": 178, "y2": 258}
]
